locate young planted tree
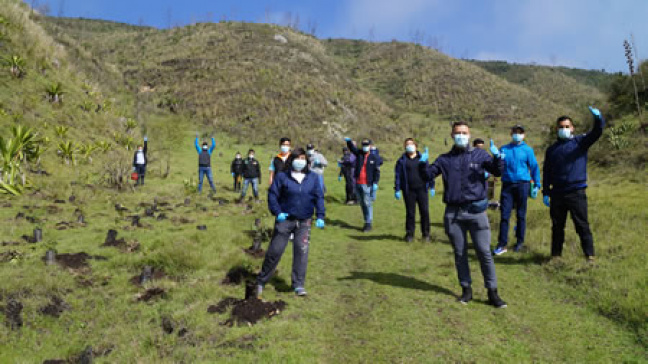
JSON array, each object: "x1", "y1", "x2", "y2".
[
  {"x1": 57, "y1": 141, "x2": 76, "y2": 165},
  {"x1": 45, "y1": 82, "x2": 64, "y2": 104},
  {"x1": 0, "y1": 126, "x2": 42, "y2": 195},
  {"x1": 1, "y1": 55, "x2": 26, "y2": 78}
]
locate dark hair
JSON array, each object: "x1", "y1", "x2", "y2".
[
  {"x1": 473, "y1": 138, "x2": 485, "y2": 146},
  {"x1": 452, "y1": 121, "x2": 470, "y2": 132},
  {"x1": 248, "y1": 149, "x2": 255, "y2": 153},
  {"x1": 202, "y1": 142, "x2": 208, "y2": 146},
  {"x1": 286, "y1": 147, "x2": 310, "y2": 173},
  {"x1": 556, "y1": 116, "x2": 572, "y2": 125},
  {"x1": 361, "y1": 138, "x2": 371, "y2": 146},
  {"x1": 235, "y1": 151, "x2": 241, "y2": 155},
  {"x1": 279, "y1": 137, "x2": 291, "y2": 145},
  {"x1": 403, "y1": 138, "x2": 417, "y2": 147}
]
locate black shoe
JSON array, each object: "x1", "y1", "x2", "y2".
[
  {"x1": 363, "y1": 223, "x2": 372, "y2": 232},
  {"x1": 459, "y1": 286, "x2": 472, "y2": 304},
  {"x1": 405, "y1": 235, "x2": 413, "y2": 243},
  {"x1": 513, "y1": 243, "x2": 525, "y2": 252},
  {"x1": 487, "y1": 288, "x2": 507, "y2": 308},
  {"x1": 422, "y1": 235, "x2": 431, "y2": 243}
]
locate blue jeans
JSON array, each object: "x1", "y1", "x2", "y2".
[
  {"x1": 355, "y1": 184, "x2": 373, "y2": 223},
  {"x1": 497, "y1": 181, "x2": 530, "y2": 247},
  {"x1": 198, "y1": 167, "x2": 216, "y2": 192},
  {"x1": 241, "y1": 178, "x2": 259, "y2": 198}
]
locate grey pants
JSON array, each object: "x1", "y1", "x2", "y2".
[
  {"x1": 444, "y1": 206, "x2": 498, "y2": 289},
  {"x1": 257, "y1": 219, "x2": 312, "y2": 289}
]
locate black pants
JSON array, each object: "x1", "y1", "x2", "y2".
[
  {"x1": 550, "y1": 189, "x2": 594, "y2": 257},
  {"x1": 135, "y1": 165, "x2": 146, "y2": 185},
  {"x1": 404, "y1": 186, "x2": 430, "y2": 237},
  {"x1": 233, "y1": 174, "x2": 242, "y2": 192},
  {"x1": 343, "y1": 170, "x2": 356, "y2": 202}
]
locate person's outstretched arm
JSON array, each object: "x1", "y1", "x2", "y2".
[
  {"x1": 194, "y1": 136, "x2": 201, "y2": 154},
  {"x1": 581, "y1": 106, "x2": 605, "y2": 149},
  {"x1": 527, "y1": 148, "x2": 541, "y2": 186},
  {"x1": 345, "y1": 138, "x2": 359, "y2": 155},
  {"x1": 209, "y1": 137, "x2": 216, "y2": 154}
]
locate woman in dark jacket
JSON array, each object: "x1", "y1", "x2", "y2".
[
  {"x1": 394, "y1": 138, "x2": 434, "y2": 242},
  {"x1": 256, "y1": 148, "x2": 325, "y2": 298}
]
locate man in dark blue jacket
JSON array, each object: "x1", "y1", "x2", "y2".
[
  {"x1": 257, "y1": 148, "x2": 325, "y2": 297},
  {"x1": 420, "y1": 121, "x2": 507, "y2": 308},
  {"x1": 344, "y1": 137, "x2": 381, "y2": 232},
  {"x1": 543, "y1": 107, "x2": 604, "y2": 262}
]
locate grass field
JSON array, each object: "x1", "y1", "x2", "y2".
[{"x1": 0, "y1": 131, "x2": 646, "y2": 363}]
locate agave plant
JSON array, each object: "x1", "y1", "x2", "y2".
[
  {"x1": 0, "y1": 126, "x2": 41, "y2": 196},
  {"x1": 54, "y1": 125, "x2": 69, "y2": 138},
  {"x1": 45, "y1": 82, "x2": 64, "y2": 103},
  {"x1": 124, "y1": 118, "x2": 138, "y2": 133},
  {"x1": 1, "y1": 55, "x2": 26, "y2": 78},
  {"x1": 57, "y1": 141, "x2": 77, "y2": 165},
  {"x1": 95, "y1": 140, "x2": 112, "y2": 153},
  {"x1": 78, "y1": 143, "x2": 98, "y2": 164}
]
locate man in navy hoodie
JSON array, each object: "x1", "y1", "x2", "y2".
[
  {"x1": 420, "y1": 121, "x2": 507, "y2": 308},
  {"x1": 345, "y1": 137, "x2": 381, "y2": 232},
  {"x1": 543, "y1": 107, "x2": 604, "y2": 262}
]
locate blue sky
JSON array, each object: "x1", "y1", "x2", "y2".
[{"x1": 30, "y1": 0, "x2": 648, "y2": 72}]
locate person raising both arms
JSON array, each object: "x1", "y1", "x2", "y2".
[
  {"x1": 256, "y1": 147, "x2": 326, "y2": 298},
  {"x1": 543, "y1": 106, "x2": 605, "y2": 263},
  {"x1": 419, "y1": 121, "x2": 507, "y2": 308},
  {"x1": 194, "y1": 133, "x2": 216, "y2": 194},
  {"x1": 269, "y1": 137, "x2": 292, "y2": 186}
]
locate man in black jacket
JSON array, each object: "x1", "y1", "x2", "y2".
[
  {"x1": 344, "y1": 137, "x2": 381, "y2": 232},
  {"x1": 231, "y1": 152, "x2": 244, "y2": 192},
  {"x1": 132, "y1": 136, "x2": 148, "y2": 186},
  {"x1": 241, "y1": 149, "x2": 261, "y2": 200}
]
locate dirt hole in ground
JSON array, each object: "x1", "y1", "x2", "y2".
[
  {"x1": 39, "y1": 296, "x2": 70, "y2": 318},
  {"x1": 0, "y1": 250, "x2": 22, "y2": 262},
  {"x1": 51, "y1": 252, "x2": 107, "y2": 271},
  {"x1": 208, "y1": 297, "x2": 286, "y2": 327},
  {"x1": 136, "y1": 287, "x2": 167, "y2": 302},
  {"x1": 102, "y1": 229, "x2": 139, "y2": 252},
  {"x1": 1, "y1": 298, "x2": 23, "y2": 330},
  {"x1": 43, "y1": 345, "x2": 113, "y2": 364}
]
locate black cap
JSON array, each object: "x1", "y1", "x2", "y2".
[
  {"x1": 361, "y1": 139, "x2": 371, "y2": 146},
  {"x1": 511, "y1": 124, "x2": 525, "y2": 133},
  {"x1": 306, "y1": 143, "x2": 315, "y2": 150},
  {"x1": 342, "y1": 147, "x2": 349, "y2": 152}
]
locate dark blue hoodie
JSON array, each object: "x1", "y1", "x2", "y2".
[
  {"x1": 394, "y1": 152, "x2": 435, "y2": 192},
  {"x1": 542, "y1": 115, "x2": 604, "y2": 196},
  {"x1": 421, "y1": 146, "x2": 503, "y2": 205},
  {"x1": 268, "y1": 171, "x2": 325, "y2": 220}
]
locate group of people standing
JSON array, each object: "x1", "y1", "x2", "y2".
[{"x1": 132, "y1": 106, "x2": 604, "y2": 308}]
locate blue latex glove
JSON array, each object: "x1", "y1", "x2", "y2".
[
  {"x1": 429, "y1": 189, "x2": 435, "y2": 198},
  {"x1": 489, "y1": 139, "x2": 500, "y2": 157},
  {"x1": 589, "y1": 106, "x2": 602, "y2": 119},
  {"x1": 316, "y1": 218, "x2": 325, "y2": 229},
  {"x1": 530, "y1": 187, "x2": 539, "y2": 199},
  {"x1": 419, "y1": 147, "x2": 429, "y2": 163},
  {"x1": 543, "y1": 196, "x2": 550, "y2": 207},
  {"x1": 231, "y1": 172, "x2": 235, "y2": 177},
  {"x1": 484, "y1": 172, "x2": 490, "y2": 179},
  {"x1": 337, "y1": 161, "x2": 342, "y2": 168},
  {"x1": 338, "y1": 175, "x2": 342, "y2": 182},
  {"x1": 144, "y1": 136, "x2": 148, "y2": 142},
  {"x1": 344, "y1": 137, "x2": 352, "y2": 142},
  {"x1": 372, "y1": 184, "x2": 378, "y2": 192},
  {"x1": 132, "y1": 167, "x2": 136, "y2": 172},
  {"x1": 277, "y1": 213, "x2": 289, "y2": 222},
  {"x1": 395, "y1": 191, "x2": 401, "y2": 200}
]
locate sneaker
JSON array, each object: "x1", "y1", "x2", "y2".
[
  {"x1": 422, "y1": 235, "x2": 431, "y2": 243},
  {"x1": 459, "y1": 286, "x2": 472, "y2": 304},
  {"x1": 363, "y1": 223, "x2": 372, "y2": 232},
  {"x1": 513, "y1": 243, "x2": 525, "y2": 252},
  {"x1": 255, "y1": 284, "x2": 263, "y2": 299},
  {"x1": 405, "y1": 235, "x2": 413, "y2": 243},
  {"x1": 493, "y1": 246, "x2": 508, "y2": 256},
  {"x1": 294, "y1": 287, "x2": 307, "y2": 297},
  {"x1": 487, "y1": 288, "x2": 507, "y2": 308}
]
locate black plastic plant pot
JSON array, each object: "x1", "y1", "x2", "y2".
[
  {"x1": 254, "y1": 218, "x2": 262, "y2": 228},
  {"x1": 77, "y1": 214, "x2": 85, "y2": 224},
  {"x1": 33, "y1": 228, "x2": 43, "y2": 243},
  {"x1": 252, "y1": 238, "x2": 262, "y2": 251},
  {"x1": 45, "y1": 250, "x2": 56, "y2": 265},
  {"x1": 105, "y1": 229, "x2": 118, "y2": 244},
  {"x1": 140, "y1": 266, "x2": 153, "y2": 285}
]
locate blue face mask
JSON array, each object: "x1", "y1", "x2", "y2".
[
  {"x1": 292, "y1": 159, "x2": 307, "y2": 171},
  {"x1": 557, "y1": 128, "x2": 572, "y2": 139},
  {"x1": 405, "y1": 145, "x2": 416, "y2": 153},
  {"x1": 453, "y1": 134, "x2": 469, "y2": 148},
  {"x1": 512, "y1": 134, "x2": 524, "y2": 143},
  {"x1": 362, "y1": 146, "x2": 370, "y2": 153},
  {"x1": 280, "y1": 145, "x2": 291, "y2": 153}
]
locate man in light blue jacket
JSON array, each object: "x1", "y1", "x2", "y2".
[{"x1": 493, "y1": 125, "x2": 541, "y2": 255}]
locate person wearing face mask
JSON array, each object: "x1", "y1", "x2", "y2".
[
  {"x1": 194, "y1": 133, "x2": 217, "y2": 194},
  {"x1": 344, "y1": 137, "x2": 381, "y2": 232},
  {"x1": 306, "y1": 144, "x2": 328, "y2": 194},
  {"x1": 132, "y1": 136, "x2": 148, "y2": 186},
  {"x1": 543, "y1": 107, "x2": 604, "y2": 263},
  {"x1": 230, "y1": 152, "x2": 244, "y2": 192},
  {"x1": 269, "y1": 137, "x2": 292, "y2": 186},
  {"x1": 369, "y1": 143, "x2": 383, "y2": 201},
  {"x1": 240, "y1": 149, "x2": 261, "y2": 201},
  {"x1": 492, "y1": 125, "x2": 541, "y2": 256},
  {"x1": 338, "y1": 147, "x2": 357, "y2": 205},
  {"x1": 394, "y1": 138, "x2": 434, "y2": 243},
  {"x1": 256, "y1": 148, "x2": 326, "y2": 298},
  {"x1": 419, "y1": 121, "x2": 507, "y2": 308}
]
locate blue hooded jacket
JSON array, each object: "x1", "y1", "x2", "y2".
[
  {"x1": 268, "y1": 171, "x2": 325, "y2": 220},
  {"x1": 394, "y1": 152, "x2": 435, "y2": 192},
  {"x1": 543, "y1": 115, "x2": 604, "y2": 196},
  {"x1": 499, "y1": 141, "x2": 541, "y2": 184},
  {"x1": 421, "y1": 146, "x2": 503, "y2": 205}
]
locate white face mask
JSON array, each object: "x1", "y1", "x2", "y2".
[
  {"x1": 236, "y1": 155, "x2": 241, "y2": 159},
  {"x1": 248, "y1": 154, "x2": 254, "y2": 159},
  {"x1": 202, "y1": 146, "x2": 208, "y2": 150},
  {"x1": 292, "y1": 159, "x2": 307, "y2": 171},
  {"x1": 405, "y1": 145, "x2": 416, "y2": 153},
  {"x1": 280, "y1": 145, "x2": 291, "y2": 153},
  {"x1": 558, "y1": 128, "x2": 572, "y2": 139},
  {"x1": 453, "y1": 134, "x2": 470, "y2": 148},
  {"x1": 307, "y1": 150, "x2": 314, "y2": 156},
  {"x1": 512, "y1": 134, "x2": 524, "y2": 143},
  {"x1": 362, "y1": 146, "x2": 370, "y2": 152}
]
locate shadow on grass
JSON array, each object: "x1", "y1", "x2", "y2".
[
  {"x1": 338, "y1": 271, "x2": 456, "y2": 297},
  {"x1": 324, "y1": 195, "x2": 343, "y2": 204},
  {"x1": 327, "y1": 218, "x2": 362, "y2": 231},
  {"x1": 493, "y1": 252, "x2": 550, "y2": 265},
  {"x1": 269, "y1": 275, "x2": 292, "y2": 293},
  {"x1": 349, "y1": 234, "x2": 402, "y2": 241}
]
